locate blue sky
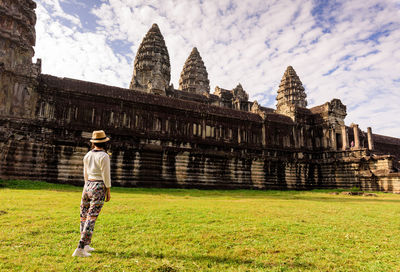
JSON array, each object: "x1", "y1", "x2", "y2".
[{"x1": 34, "y1": 0, "x2": 400, "y2": 137}]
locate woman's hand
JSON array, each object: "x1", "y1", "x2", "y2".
[{"x1": 105, "y1": 187, "x2": 111, "y2": 202}]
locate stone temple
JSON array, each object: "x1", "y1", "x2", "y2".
[{"x1": 1, "y1": 0, "x2": 400, "y2": 191}]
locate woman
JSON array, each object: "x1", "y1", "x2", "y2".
[{"x1": 72, "y1": 130, "x2": 111, "y2": 257}]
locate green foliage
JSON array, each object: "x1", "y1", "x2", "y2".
[
  {"x1": 1, "y1": 179, "x2": 400, "y2": 271},
  {"x1": 350, "y1": 186, "x2": 362, "y2": 192}
]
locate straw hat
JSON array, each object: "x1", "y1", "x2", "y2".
[{"x1": 90, "y1": 130, "x2": 110, "y2": 143}]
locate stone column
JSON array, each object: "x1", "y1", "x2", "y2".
[
  {"x1": 367, "y1": 127, "x2": 374, "y2": 150},
  {"x1": 341, "y1": 126, "x2": 348, "y2": 150},
  {"x1": 292, "y1": 127, "x2": 298, "y2": 148},
  {"x1": 201, "y1": 120, "x2": 206, "y2": 140},
  {"x1": 322, "y1": 128, "x2": 328, "y2": 148},
  {"x1": 300, "y1": 127, "x2": 304, "y2": 148},
  {"x1": 352, "y1": 124, "x2": 360, "y2": 149},
  {"x1": 262, "y1": 123, "x2": 266, "y2": 147},
  {"x1": 331, "y1": 128, "x2": 337, "y2": 150}
]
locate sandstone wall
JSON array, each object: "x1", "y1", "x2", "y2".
[
  {"x1": 373, "y1": 134, "x2": 400, "y2": 160},
  {"x1": 2, "y1": 133, "x2": 396, "y2": 191},
  {"x1": 1, "y1": 75, "x2": 399, "y2": 191},
  {"x1": 1, "y1": 117, "x2": 398, "y2": 192}
]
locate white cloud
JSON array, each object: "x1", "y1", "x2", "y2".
[
  {"x1": 39, "y1": 0, "x2": 82, "y2": 26},
  {"x1": 34, "y1": 0, "x2": 400, "y2": 137},
  {"x1": 34, "y1": 1, "x2": 131, "y2": 87}
]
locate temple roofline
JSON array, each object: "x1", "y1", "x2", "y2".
[{"x1": 40, "y1": 74, "x2": 262, "y2": 122}]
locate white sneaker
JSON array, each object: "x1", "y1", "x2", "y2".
[
  {"x1": 84, "y1": 245, "x2": 95, "y2": 252},
  {"x1": 72, "y1": 248, "x2": 91, "y2": 257}
]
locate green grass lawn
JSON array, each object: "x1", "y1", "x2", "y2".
[{"x1": 1, "y1": 180, "x2": 400, "y2": 271}]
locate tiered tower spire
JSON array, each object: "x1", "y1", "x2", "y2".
[
  {"x1": 130, "y1": 23, "x2": 170, "y2": 95},
  {"x1": 0, "y1": 0, "x2": 37, "y2": 75},
  {"x1": 276, "y1": 66, "x2": 307, "y2": 114},
  {"x1": 0, "y1": 0, "x2": 41, "y2": 118},
  {"x1": 178, "y1": 47, "x2": 210, "y2": 95}
]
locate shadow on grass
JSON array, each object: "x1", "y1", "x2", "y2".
[
  {"x1": 2, "y1": 179, "x2": 400, "y2": 204},
  {"x1": 94, "y1": 249, "x2": 315, "y2": 270}
]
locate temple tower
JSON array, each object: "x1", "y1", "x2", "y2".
[
  {"x1": 232, "y1": 83, "x2": 248, "y2": 101},
  {"x1": 130, "y1": 23, "x2": 170, "y2": 95},
  {"x1": 178, "y1": 47, "x2": 210, "y2": 95},
  {"x1": 0, "y1": 0, "x2": 41, "y2": 118},
  {"x1": 232, "y1": 83, "x2": 249, "y2": 110},
  {"x1": 276, "y1": 66, "x2": 307, "y2": 116}
]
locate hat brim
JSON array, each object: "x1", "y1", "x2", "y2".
[{"x1": 90, "y1": 137, "x2": 110, "y2": 143}]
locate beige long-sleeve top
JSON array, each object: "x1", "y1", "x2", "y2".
[{"x1": 83, "y1": 150, "x2": 111, "y2": 188}]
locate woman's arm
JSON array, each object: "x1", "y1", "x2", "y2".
[
  {"x1": 101, "y1": 154, "x2": 112, "y2": 202},
  {"x1": 100, "y1": 155, "x2": 111, "y2": 188},
  {"x1": 105, "y1": 187, "x2": 111, "y2": 202},
  {"x1": 83, "y1": 160, "x2": 88, "y2": 184}
]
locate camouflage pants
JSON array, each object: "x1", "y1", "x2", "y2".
[{"x1": 78, "y1": 181, "x2": 105, "y2": 249}]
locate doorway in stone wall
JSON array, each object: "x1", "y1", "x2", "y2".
[{"x1": 336, "y1": 133, "x2": 342, "y2": 150}]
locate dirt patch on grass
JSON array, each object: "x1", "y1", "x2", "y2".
[
  {"x1": 329, "y1": 191, "x2": 378, "y2": 197},
  {"x1": 154, "y1": 264, "x2": 179, "y2": 272}
]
